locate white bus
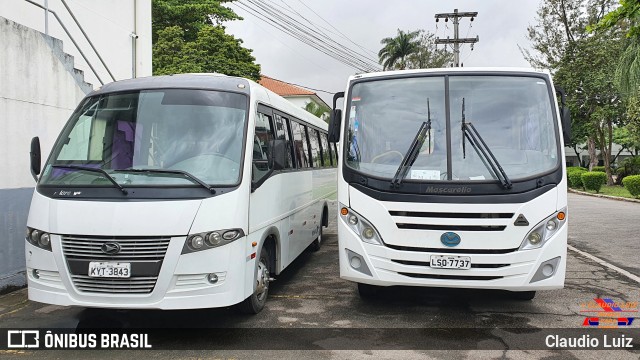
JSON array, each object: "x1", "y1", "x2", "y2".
[
  {"x1": 26, "y1": 74, "x2": 337, "y2": 313},
  {"x1": 328, "y1": 68, "x2": 571, "y2": 300}
]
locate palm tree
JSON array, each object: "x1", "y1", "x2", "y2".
[{"x1": 378, "y1": 29, "x2": 421, "y2": 70}]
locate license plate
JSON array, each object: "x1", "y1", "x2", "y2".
[
  {"x1": 88, "y1": 262, "x2": 131, "y2": 278},
  {"x1": 430, "y1": 255, "x2": 471, "y2": 270}
]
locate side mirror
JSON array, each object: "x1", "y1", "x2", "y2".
[
  {"x1": 328, "y1": 91, "x2": 345, "y2": 143},
  {"x1": 328, "y1": 109, "x2": 342, "y2": 143},
  {"x1": 271, "y1": 139, "x2": 286, "y2": 171},
  {"x1": 562, "y1": 107, "x2": 571, "y2": 144},
  {"x1": 30, "y1": 136, "x2": 41, "y2": 181}
]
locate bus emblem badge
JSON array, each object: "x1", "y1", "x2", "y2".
[
  {"x1": 440, "y1": 232, "x2": 461, "y2": 247},
  {"x1": 101, "y1": 242, "x2": 121, "y2": 255}
]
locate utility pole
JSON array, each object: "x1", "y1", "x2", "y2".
[{"x1": 435, "y1": 9, "x2": 479, "y2": 67}]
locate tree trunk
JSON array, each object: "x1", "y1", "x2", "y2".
[{"x1": 587, "y1": 136, "x2": 598, "y2": 171}]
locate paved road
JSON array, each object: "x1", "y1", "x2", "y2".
[
  {"x1": 567, "y1": 193, "x2": 640, "y2": 276},
  {"x1": 0, "y1": 195, "x2": 639, "y2": 359}
]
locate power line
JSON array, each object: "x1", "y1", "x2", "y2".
[{"x1": 236, "y1": 0, "x2": 380, "y2": 72}]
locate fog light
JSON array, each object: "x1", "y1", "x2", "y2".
[
  {"x1": 350, "y1": 256, "x2": 362, "y2": 269},
  {"x1": 39, "y1": 233, "x2": 50, "y2": 247},
  {"x1": 207, "y1": 273, "x2": 218, "y2": 284},
  {"x1": 528, "y1": 232, "x2": 542, "y2": 245},
  {"x1": 32, "y1": 269, "x2": 40, "y2": 279},
  {"x1": 546, "y1": 219, "x2": 557, "y2": 231},
  {"x1": 190, "y1": 235, "x2": 204, "y2": 249},
  {"x1": 348, "y1": 215, "x2": 358, "y2": 225},
  {"x1": 542, "y1": 264, "x2": 555, "y2": 277},
  {"x1": 362, "y1": 227, "x2": 375, "y2": 239}
]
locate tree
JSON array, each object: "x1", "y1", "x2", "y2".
[
  {"x1": 378, "y1": 29, "x2": 421, "y2": 70},
  {"x1": 304, "y1": 102, "x2": 330, "y2": 122},
  {"x1": 406, "y1": 31, "x2": 453, "y2": 69},
  {"x1": 152, "y1": 0, "x2": 261, "y2": 80}
]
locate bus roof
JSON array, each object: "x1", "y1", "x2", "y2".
[{"x1": 347, "y1": 67, "x2": 551, "y2": 82}]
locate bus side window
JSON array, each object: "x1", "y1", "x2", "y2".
[
  {"x1": 308, "y1": 128, "x2": 321, "y2": 168},
  {"x1": 290, "y1": 121, "x2": 310, "y2": 168},
  {"x1": 274, "y1": 114, "x2": 295, "y2": 169},
  {"x1": 253, "y1": 112, "x2": 274, "y2": 183},
  {"x1": 319, "y1": 132, "x2": 331, "y2": 167}
]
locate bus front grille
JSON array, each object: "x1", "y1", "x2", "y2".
[
  {"x1": 70, "y1": 275, "x2": 157, "y2": 294},
  {"x1": 398, "y1": 273, "x2": 503, "y2": 281},
  {"x1": 61, "y1": 235, "x2": 171, "y2": 261},
  {"x1": 390, "y1": 210, "x2": 513, "y2": 232}
]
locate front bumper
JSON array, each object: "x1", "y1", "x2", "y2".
[
  {"x1": 338, "y1": 218, "x2": 567, "y2": 291},
  {"x1": 26, "y1": 235, "x2": 249, "y2": 309}
]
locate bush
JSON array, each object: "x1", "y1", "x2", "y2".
[
  {"x1": 615, "y1": 157, "x2": 640, "y2": 185},
  {"x1": 622, "y1": 175, "x2": 640, "y2": 198},
  {"x1": 581, "y1": 171, "x2": 607, "y2": 193},
  {"x1": 567, "y1": 168, "x2": 587, "y2": 188},
  {"x1": 591, "y1": 166, "x2": 606, "y2": 172},
  {"x1": 567, "y1": 166, "x2": 587, "y2": 173}
]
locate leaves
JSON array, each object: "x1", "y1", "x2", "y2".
[
  {"x1": 152, "y1": 0, "x2": 260, "y2": 80},
  {"x1": 378, "y1": 29, "x2": 452, "y2": 70}
]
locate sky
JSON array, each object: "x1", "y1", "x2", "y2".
[{"x1": 225, "y1": 0, "x2": 542, "y2": 105}]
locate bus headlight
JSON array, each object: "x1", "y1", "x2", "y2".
[
  {"x1": 520, "y1": 208, "x2": 567, "y2": 250},
  {"x1": 339, "y1": 204, "x2": 384, "y2": 246},
  {"x1": 182, "y1": 228, "x2": 245, "y2": 254},
  {"x1": 26, "y1": 227, "x2": 52, "y2": 251}
]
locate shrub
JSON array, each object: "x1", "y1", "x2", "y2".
[
  {"x1": 567, "y1": 168, "x2": 587, "y2": 188},
  {"x1": 591, "y1": 166, "x2": 606, "y2": 172},
  {"x1": 581, "y1": 171, "x2": 607, "y2": 193},
  {"x1": 622, "y1": 175, "x2": 640, "y2": 198},
  {"x1": 615, "y1": 157, "x2": 640, "y2": 184},
  {"x1": 567, "y1": 166, "x2": 587, "y2": 173}
]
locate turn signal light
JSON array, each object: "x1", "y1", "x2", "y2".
[
  {"x1": 557, "y1": 212, "x2": 566, "y2": 221},
  {"x1": 340, "y1": 207, "x2": 348, "y2": 216}
]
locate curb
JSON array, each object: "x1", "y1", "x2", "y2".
[{"x1": 568, "y1": 188, "x2": 640, "y2": 204}]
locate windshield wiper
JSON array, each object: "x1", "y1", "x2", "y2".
[
  {"x1": 391, "y1": 99, "x2": 432, "y2": 188},
  {"x1": 51, "y1": 165, "x2": 128, "y2": 195},
  {"x1": 115, "y1": 168, "x2": 216, "y2": 194},
  {"x1": 461, "y1": 98, "x2": 512, "y2": 189}
]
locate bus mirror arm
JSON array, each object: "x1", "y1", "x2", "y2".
[
  {"x1": 328, "y1": 92, "x2": 345, "y2": 143},
  {"x1": 30, "y1": 136, "x2": 41, "y2": 182},
  {"x1": 555, "y1": 86, "x2": 572, "y2": 144}
]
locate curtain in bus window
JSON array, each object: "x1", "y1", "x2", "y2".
[
  {"x1": 290, "y1": 121, "x2": 310, "y2": 168},
  {"x1": 308, "y1": 129, "x2": 321, "y2": 168}
]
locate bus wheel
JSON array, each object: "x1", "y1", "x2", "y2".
[
  {"x1": 511, "y1": 291, "x2": 536, "y2": 301},
  {"x1": 357, "y1": 283, "x2": 379, "y2": 298},
  {"x1": 310, "y1": 226, "x2": 322, "y2": 252},
  {"x1": 238, "y1": 246, "x2": 271, "y2": 314}
]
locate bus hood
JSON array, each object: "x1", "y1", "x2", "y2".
[{"x1": 27, "y1": 191, "x2": 202, "y2": 237}]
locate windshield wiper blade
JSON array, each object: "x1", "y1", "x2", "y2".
[
  {"x1": 391, "y1": 100, "x2": 432, "y2": 188},
  {"x1": 461, "y1": 98, "x2": 512, "y2": 189},
  {"x1": 115, "y1": 168, "x2": 216, "y2": 194},
  {"x1": 51, "y1": 165, "x2": 128, "y2": 195}
]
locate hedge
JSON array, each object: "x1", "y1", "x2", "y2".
[
  {"x1": 581, "y1": 171, "x2": 607, "y2": 193},
  {"x1": 591, "y1": 166, "x2": 606, "y2": 173},
  {"x1": 567, "y1": 168, "x2": 587, "y2": 188},
  {"x1": 622, "y1": 175, "x2": 640, "y2": 198}
]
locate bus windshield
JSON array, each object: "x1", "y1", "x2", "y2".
[
  {"x1": 40, "y1": 89, "x2": 247, "y2": 187},
  {"x1": 345, "y1": 75, "x2": 559, "y2": 183}
]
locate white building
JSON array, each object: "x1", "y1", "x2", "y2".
[
  {"x1": 0, "y1": 0, "x2": 152, "y2": 290},
  {"x1": 259, "y1": 75, "x2": 330, "y2": 121}
]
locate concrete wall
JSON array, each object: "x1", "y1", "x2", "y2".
[
  {"x1": 1, "y1": 0, "x2": 152, "y2": 87},
  {"x1": 0, "y1": 16, "x2": 93, "y2": 290}
]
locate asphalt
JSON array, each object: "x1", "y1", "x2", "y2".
[{"x1": 0, "y1": 194, "x2": 638, "y2": 359}]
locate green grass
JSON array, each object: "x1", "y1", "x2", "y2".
[{"x1": 582, "y1": 185, "x2": 638, "y2": 199}]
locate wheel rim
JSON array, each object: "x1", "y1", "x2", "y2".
[{"x1": 255, "y1": 259, "x2": 269, "y2": 302}]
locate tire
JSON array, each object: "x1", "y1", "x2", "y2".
[
  {"x1": 357, "y1": 283, "x2": 379, "y2": 298},
  {"x1": 238, "y1": 246, "x2": 271, "y2": 314},
  {"x1": 310, "y1": 225, "x2": 322, "y2": 252},
  {"x1": 511, "y1": 291, "x2": 536, "y2": 301}
]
